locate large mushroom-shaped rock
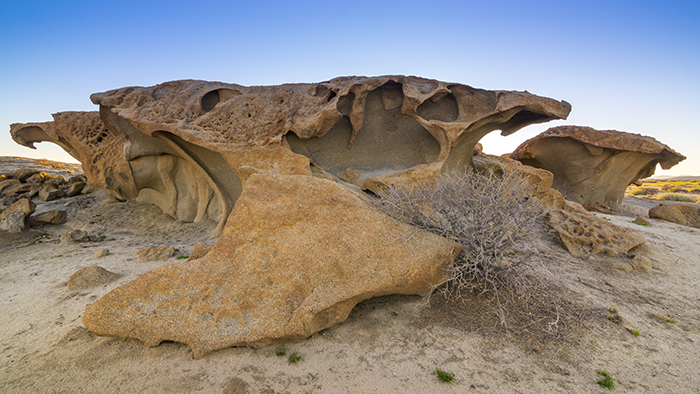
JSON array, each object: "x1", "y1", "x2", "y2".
[
  {"x1": 510, "y1": 126, "x2": 685, "y2": 204},
  {"x1": 82, "y1": 174, "x2": 460, "y2": 358},
  {"x1": 13, "y1": 77, "x2": 570, "y2": 238}
]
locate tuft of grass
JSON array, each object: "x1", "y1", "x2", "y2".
[
  {"x1": 630, "y1": 188, "x2": 647, "y2": 196},
  {"x1": 596, "y1": 369, "x2": 615, "y2": 389},
  {"x1": 658, "y1": 193, "x2": 697, "y2": 203},
  {"x1": 274, "y1": 345, "x2": 286, "y2": 357},
  {"x1": 287, "y1": 351, "x2": 303, "y2": 365},
  {"x1": 176, "y1": 255, "x2": 189, "y2": 260},
  {"x1": 308, "y1": 372, "x2": 318, "y2": 380},
  {"x1": 98, "y1": 235, "x2": 106, "y2": 240},
  {"x1": 666, "y1": 316, "x2": 675, "y2": 324},
  {"x1": 690, "y1": 188, "x2": 700, "y2": 193},
  {"x1": 435, "y1": 367, "x2": 455, "y2": 383}
]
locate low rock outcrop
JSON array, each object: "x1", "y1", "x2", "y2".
[
  {"x1": 82, "y1": 174, "x2": 459, "y2": 358},
  {"x1": 510, "y1": 126, "x2": 685, "y2": 204},
  {"x1": 136, "y1": 246, "x2": 176, "y2": 261},
  {"x1": 545, "y1": 201, "x2": 646, "y2": 257},
  {"x1": 13, "y1": 76, "x2": 571, "y2": 237},
  {"x1": 649, "y1": 204, "x2": 700, "y2": 228},
  {"x1": 67, "y1": 266, "x2": 120, "y2": 290}
]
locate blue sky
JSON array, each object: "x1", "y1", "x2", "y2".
[{"x1": 1, "y1": 0, "x2": 698, "y2": 176}]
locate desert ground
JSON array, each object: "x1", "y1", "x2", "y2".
[{"x1": 1, "y1": 158, "x2": 699, "y2": 393}]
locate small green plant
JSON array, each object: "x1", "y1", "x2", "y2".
[
  {"x1": 176, "y1": 255, "x2": 189, "y2": 260},
  {"x1": 174, "y1": 248, "x2": 180, "y2": 252},
  {"x1": 435, "y1": 367, "x2": 455, "y2": 383},
  {"x1": 287, "y1": 351, "x2": 303, "y2": 365},
  {"x1": 631, "y1": 188, "x2": 647, "y2": 196},
  {"x1": 632, "y1": 329, "x2": 640, "y2": 336},
  {"x1": 98, "y1": 235, "x2": 106, "y2": 240},
  {"x1": 308, "y1": 372, "x2": 318, "y2": 380},
  {"x1": 602, "y1": 217, "x2": 611, "y2": 221},
  {"x1": 274, "y1": 345, "x2": 286, "y2": 357},
  {"x1": 596, "y1": 369, "x2": 615, "y2": 389},
  {"x1": 666, "y1": 316, "x2": 675, "y2": 324},
  {"x1": 658, "y1": 193, "x2": 697, "y2": 202}
]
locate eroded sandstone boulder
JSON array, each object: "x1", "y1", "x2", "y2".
[
  {"x1": 13, "y1": 77, "x2": 571, "y2": 237},
  {"x1": 83, "y1": 174, "x2": 459, "y2": 358},
  {"x1": 649, "y1": 204, "x2": 700, "y2": 228},
  {"x1": 0, "y1": 198, "x2": 36, "y2": 232},
  {"x1": 510, "y1": 126, "x2": 685, "y2": 204},
  {"x1": 67, "y1": 266, "x2": 120, "y2": 290},
  {"x1": 472, "y1": 151, "x2": 564, "y2": 209},
  {"x1": 545, "y1": 201, "x2": 646, "y2": 257}
]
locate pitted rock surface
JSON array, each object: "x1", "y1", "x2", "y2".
[
  {"x1": 82, "y1": 174, "x2": 459, "y2": 358},
  {"x1": 510, "y1": 126, "x2": 685, "y2": 204},
  {"x1": 545, "y1": 201, "x2": 646, "y2": 257}
]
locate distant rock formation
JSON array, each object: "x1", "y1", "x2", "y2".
[
  {"x1": 510, "y1": 126, "x2": 685, "y2": 204},
  {"x1": 12, "y1": 76, "x2": 571, "y2": 237},
  {"x1": 649, "y1": 204, "x2": 700, "y2": 228}
]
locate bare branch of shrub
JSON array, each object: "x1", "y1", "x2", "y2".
[{"x1": 376, "y1": 168, "x2": 579, "y2": 335}]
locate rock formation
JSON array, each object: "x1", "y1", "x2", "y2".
[
  {"x1": 545, "y1": 201, "x2": 646, "y2": 257},
  {"x1": 12, "y1": 76, "x2": 571, "y2": 237},
  {"x1": 510, "y1": 126, "x2": 685, "y2": 204},
  {"x1": 67, "y1": 266, "x2": 120, "y2": 290},
  {"x1": 649, "y1": 204, "x2": 700, "y2": 228},
  {"x1": 82, "y1": 174, "x2": 460, "y2": 358}
]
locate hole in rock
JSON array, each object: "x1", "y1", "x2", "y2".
[
  {"x1": 201, "y1": 90, "x2": 221, "y2": 113},
  {"x1": 287, "y1": 82, "x2": 440, "y2": 183},
  {"x1": 201, "y1": 89, "x2": 240, "y2": 113},
  {"x1": 417, "y1": 92, "x2": 458, "y2": 122}
]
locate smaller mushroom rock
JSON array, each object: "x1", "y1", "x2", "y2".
[{"x1": 510, "y1": 126, "x2": 685, "y2": 204}]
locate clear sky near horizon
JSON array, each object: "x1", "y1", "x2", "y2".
[{"x1": 1, "y1": 0, "x2": 698, "y2": 176}]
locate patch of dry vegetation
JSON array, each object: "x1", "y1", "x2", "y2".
[
  {"x1": 625, "y1": 179, "x2": 700, "y2": 203},
  {"x1": 377, "y1": 169, "x2": 590, "y2": 342}
]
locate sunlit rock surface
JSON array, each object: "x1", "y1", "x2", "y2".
[{"x1": 510, "y1": 126, "x2": 685, "y2": 204}]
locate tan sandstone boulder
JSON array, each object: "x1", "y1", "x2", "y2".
[
  {"x1": 67, "y1": 266, "x2": 120, "y2": 290},
  {"x1": 83, "y1": 174, "x2": 459, "y2": 358},
  {"x1": 13, "y1": 76, "x2": 570, "y2": 238},
  {"x1": 0, "y1": 198, "x2": 36, "y2": 232},
  {"x1": 545, "y1": 201, "x2": 646, "y2": 257},
  {"x1": 510, "y1": 126, "x2": 685, "y2": 204},
  {"x1": 649, "y1": 204, "x2": 700, "y2": 228}
]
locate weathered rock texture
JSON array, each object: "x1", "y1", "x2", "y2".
[
  {"x1": 67, "y1": 266, "x2": 120, "y2": 290},
  {"x1": 83, "y1": 174, "x2": 459, "y2": 358},
  {"x1": 13, "y1": 77, "x2": 570, "y2": 237},
  {"x1": 510, "y1": 126, "x2": 685, "y2": 204},
  {"x1": 471, "y1": 151, "x2": 564, "y2": 209},
  {"x1": 649, "y1": 204, "x2": 700, "y2": 228},
  {"x1": 10, "y1": 112, "x2": 133, "y2": 199},
  {"x1": 0, "y1": 198, "x2": 36, "y2": 232},
  {"x1": 545, "y1": 201, "x2": 646, "y2": 257}
]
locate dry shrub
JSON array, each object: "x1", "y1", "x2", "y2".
[{"x1": 377, "y1": 169, "x2": 578, "y2": 337}]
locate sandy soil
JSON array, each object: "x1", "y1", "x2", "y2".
[{"x1": 2, "y1": 160, "x2": 699, "y2": 393}]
